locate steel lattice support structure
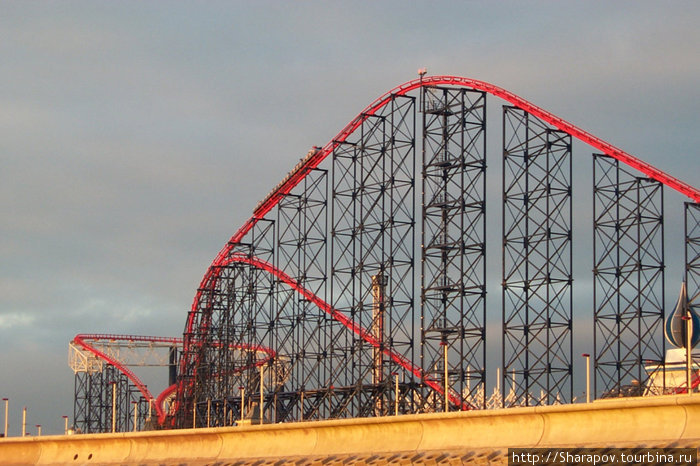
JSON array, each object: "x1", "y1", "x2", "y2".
[
  {"x1": 686, "y1": 203, "x2": 700, "y2": 341},
  {"x1": 502, "y1": 106, "x2": 573, "y2": 406},
  {"x1": 593, "y1": 154, "x2": 665, "y2": 398},
  {"x1": 275, "y1": 167, "x2": 328, "y2": 422},
  {"x1": 73, "y1": 365, "x2": 145, "y2": 433},
  {"x1": 421, "y1": 86, "x2": 486, "y2": 411},
  {"x1": 176, "y1": 93, "x2": 420, "y2": 427},
  {"x1": 168, "y1": 76, "x2": 700, "y2": 429},
  {"x1": 70, "y1": 336, "x2": 179, "y2": 432},
  {"x1": 329, "y1": 93, "x2": 417, "y2": 418},
  {"x1": 185, "y1": 218, "x2": 279, "y2": 428}
]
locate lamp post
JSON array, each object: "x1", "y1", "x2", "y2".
[
  {"x1": 582, "y1": 354, "x2": 591, "y2": 403},
  {"x1": 418, "y1": 67, "x2": 427, "y2": 112},
  {"x1": 22, "y1": 406, "x2": 26, "y2": 438},
  {"x1": 110, "y1": 382, "x2": 117, "y2": 433},
  {"x1": 259, "y1": 365, "x2": 265, "y2": 425},
  {"x1": 239, "y1": 386, "x2": 245, "y2": 422},
  {"x1": 392, "y1": 372, "x2": 399, "y2": 415},
  {"x1": 3, "y1": 398, "x2": 8, "y2": 438},
  {"x1": 132, "y1": 401, "x2": 138, "y2": 432},
  {"x1": 192, "y1": 402, "x2": 197, "y2": 429},
  {"x1": 441, "y1": 340, "x2": 449, "y2": 413},
  {"x1": 206, "y1": 399, "x2": 211, "y2": 428},
  {"x1": 223, "y1": 400, "x2": 227, "y2": 427},
  {"x1": 62, "y1": 416, "x2": 68, "y2": 435},
  {"x1": 682, "y1": 314, "x2": 693, "y2": 394},
  {"x1": 300, "y1": 389, "x2": 304, "y2": 422}
]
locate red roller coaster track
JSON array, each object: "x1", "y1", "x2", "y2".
[
  {"x1": 243, "y1": 75, "x2": 700, "y2": 247},
  {"x1": 72, "y1": 334, "x2": 181, "y2": 421},
  {"x1": 74, "y1": 76, "x2": 699, "y2": 426},
  {"x1": 73, "y1": 333, "x2": 277, "y2": 423},
  {"x1": 217, "y1": 253, "x2": 470, "y2": 410},
  {"x1": 179, "y1": 75, "x2": 700, "y2": 416}
]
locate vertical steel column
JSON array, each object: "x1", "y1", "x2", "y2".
[
  {"x1": 421, "y1": 87, "x2": 487, "y2": 411},
  {"x1": 74, "y1": 366, "x2": 110, "y2": 433},
  {"x1": 371, "y1": 273, "x2": 388, "y2": 415},
  {"x1": 181, "y1": 217, "x2": 276, "y2": 428},
  {"x1": 593, "y1": 154, "x2": 665, "y2": 398},
  {"x1": 275, "y1": 167, "x2": 328, "y2": 422},
  {"x1": 686, "y1": 202, "x2": 700, "y2": 362},
  {"x1": 330, "y1": 94, "x2": 416, "y2": 418},
  {"x1": 73, "y1": 371, "x2": 89, "y2": 433},
  {"x1": 113, "y1": 367, "x2": 136, "y2": 433},
  {"x1": 502, "y1": 106, "x2": 573, "y2": 406},
  {"x1": 233, "y1": 219, "x2": 276, "y2": 425},
  {"x1": 73, "y1": 364, "x2": 137, "y2": 433}
]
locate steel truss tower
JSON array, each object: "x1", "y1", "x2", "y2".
[
  {"x1": 187, "y1": 218, "x2": 279, "y2": 427},
  {"x1": 686, "y1": 203, "x2": 700, "y2": 337},
  {"x1": 502, "y1": 106, "x2": 573, "y2": 406},
  {"x1": 178, "y1": 93, "x2": 418, "y2": 426},
  {"x1": 73, "y1": 365, "x2": 148, "y2": 433},
  {"x1": 593, "y1": 154, "x2": 665, "y2": 398},
  {"x1": 275, "y1": 167, "x2": 328, "y2": 422},
  {"x1": 69, "y1": 335, "x2": 180, "y2": 431},
  {"x1": 329, "y1": 93, "x2": 417, "y2": 417},
  {"x1": 170, "y1": 77, "x2": 699, "y2": 428},
  {"x1": 421, "y1": 86, "x2": 486, "y2": 410}
]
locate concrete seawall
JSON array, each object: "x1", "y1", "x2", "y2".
[{"x1": 1, "y1": 395, "x2": 699, "y2": 465}]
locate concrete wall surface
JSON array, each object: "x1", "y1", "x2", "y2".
[{"x1": 0, "y1": 394, "x2": 698, "y2": 465}]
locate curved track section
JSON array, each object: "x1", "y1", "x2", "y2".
[
  {"x1": 235, "y1": 75, "x2": 700, "y2": 248},
  {"x1": 177, "y1": 75, "x2": 700, "y2": 424},
  {"x1": 184, "y1": 75, "x2": 700, "y2": 360},
  {"x1": 73, "y1": 334, "x2": 277, "y2": 424},
  {"x1": 72, "y1": 334, "x2": 181, "y2": 421},
  {"x1": 217, "y1": 253, "x2": 470, "y2": 410}
]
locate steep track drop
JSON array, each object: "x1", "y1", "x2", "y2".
[{"x1": 177, "y1": 75, "x2": 700, "y2": 423}]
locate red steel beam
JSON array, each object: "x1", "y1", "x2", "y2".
[
  {"x1": 74, "y1": 334, "x2": 276, "y2": 424},
  {"x1": 221, "y1": 253, "x2": 472, "y2": 410},
  {"x1": 204, "y1": 75, "x2": 700, "y2": 293},
  {"x1": 72, "y1": 334, "x2": 165, "y2": 419}
]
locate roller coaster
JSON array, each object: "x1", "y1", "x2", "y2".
[{"x1": 68, "y1": 75, "x2": 700, "y2": 433}]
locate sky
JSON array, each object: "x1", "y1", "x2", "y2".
[{"x1": 1, "y1": 1, "x2": 699, "y2": 435}]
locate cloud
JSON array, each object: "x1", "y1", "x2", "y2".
[{"x1": 0, "y1": 312, "x2": 36, "y2": 330}]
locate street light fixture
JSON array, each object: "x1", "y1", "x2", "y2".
[
  {"x1": 440, "y1": 340, "x2": 449, "y2": 413},
  {"x1": 391, "y1": 372, "x2": 399, "y2": 415},
  {"x1": 582, "y1": 354, "x2": 591, "y2": 403},
  {"x1": 300, "y1": 387, "x2": 305, "y2": 422},
  {"x1": 682, "y1": 314, "x2": 693, "y2": 394},
  {"x1": 238, "y1": 386, "x2": 245, "y2": 422},
  {"x1": 132, "y1": 401, "x2": 138, "y2": 432},
  {"x1": 259, "y1": 365, "x2": 265, "y2": 425},
  {"x1": 206, "y1": 399, "x2": 211, "y2": 428},
  {"x1": 22, "y1": 406, "x2": 27, "y2": 438},
  {"x1": 418, "y1": 68, "x2": 428, "y2": 112},
  {"x1": 109, "y1": 382, "x2": 117, "y2": 433},
  {"x1": 3, "y1": 398, "x2": 8, "y2": 438}
]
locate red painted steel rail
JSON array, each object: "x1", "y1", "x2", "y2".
[
  {"x1": 72, "y1": 334, "x2": 182, "y2": 421},
  {"x1": 242, "y1": 75, "x2": 700, "y2": 248},
  {"x1": 73, "y1": 334, "x2": 277, "y2": 423},
  {"x1": 220, "y1": 253, "x2": 470, "y2": 410},
  {"x1": 177, "y1": 75, "x2": 700, "y2": 416}
]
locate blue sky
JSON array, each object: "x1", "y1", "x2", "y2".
[{"x1": 1, "y1": 1, "x2": 699, "y2": 434}]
